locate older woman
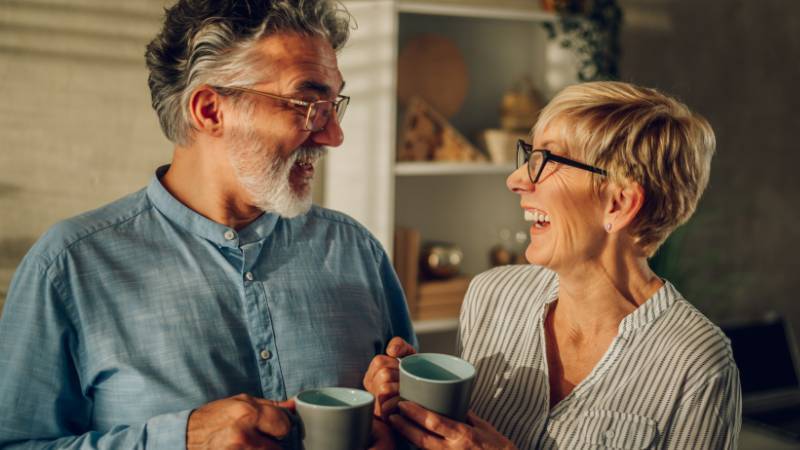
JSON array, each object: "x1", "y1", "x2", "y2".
[{"x1": 363, "y1": 81, "x2": 740, "y2": 449}]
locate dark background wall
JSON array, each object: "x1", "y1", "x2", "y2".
[{"x1": 619, "y1": 0, "x2": 800, "y2": 338}]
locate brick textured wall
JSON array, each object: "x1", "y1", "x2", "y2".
[{"x1": 0, "y1": 0, "x2": 172, "y2": 311}]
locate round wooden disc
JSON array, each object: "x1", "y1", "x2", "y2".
[{"x1": 397, "y1": 34, "x2": 468, "y2": 119}]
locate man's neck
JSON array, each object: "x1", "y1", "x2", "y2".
[{"x1": 161, "y1": 145, "x2": 263, "y2": 230}]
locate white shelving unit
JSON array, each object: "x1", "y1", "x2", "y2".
[
  {"x1": 330, "y1": 1, "x2": 561, "y2": 337},
  {"x1": 395, "y1": 162, "x2": 515, "y2": 176}
]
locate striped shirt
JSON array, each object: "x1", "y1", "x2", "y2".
[{"x1": 458, "y1": 265, "x2": 741, "y2": 449}]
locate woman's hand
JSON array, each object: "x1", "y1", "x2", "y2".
[
  {"x1": 363, "y1": 337, "x2": 416, "y2": 419},
  {"x1": 389, "y1": 401, "x2": 517, "y2": 450},
  {"x1": 369, "y1": 418, "x2": 396, "y2": 450}
]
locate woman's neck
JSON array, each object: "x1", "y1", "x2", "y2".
[{"x1": 552, "y1": 252, "x2": 663, "y2": 337}]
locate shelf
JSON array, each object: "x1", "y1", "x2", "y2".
[
  {"x1": 395, "y1": 162, "x2": 515, "y2": 176},
  {"x1": 413, "y1": 317, "x2": 460, "y2": 334},
  {"x1": 397, "y1": 1, "x2": 557, "y2": 23}
]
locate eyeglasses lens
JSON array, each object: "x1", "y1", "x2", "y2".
[
  {"x1": 528, "y1": 151, "x2": 543, "y2": 183},
  {"x1": 306, "y1": 99, "x2": 348, "y2": 132}
]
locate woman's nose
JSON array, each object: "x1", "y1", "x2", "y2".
[{"x1": 507, "y1": 165, "x2": 534, "y2": 194}]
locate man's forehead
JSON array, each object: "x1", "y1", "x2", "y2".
[{"x1": 252, "y1": 32, "x2": 343, "y2": 92}]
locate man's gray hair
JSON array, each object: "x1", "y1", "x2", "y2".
[{"x1": 145, "y1": 0, "x2": 352, "y2": 145}]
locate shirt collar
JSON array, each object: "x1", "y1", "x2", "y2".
[
  {"x1": 618, "y1": 280, "x2": 680, "y2": 334},
  {"x1": 541, "y1": 275, "x2": 680, "y2": 335},
  {"x1": 146, "y1": 165, "x2": 280, "y2": 248}
]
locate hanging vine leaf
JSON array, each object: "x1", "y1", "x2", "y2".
[{"x1": 546, "y1": 0, "x2": 622, "y2": 82}]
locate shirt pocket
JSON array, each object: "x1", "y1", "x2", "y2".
[{"x1": 577, "y1": 410, "x2": 657, "y2": 449}]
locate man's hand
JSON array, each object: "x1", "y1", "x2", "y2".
[
  {"x1": 388, "y1": 401, "x2": 517, "y2": 450},
  {"x1": 363, "y1": 337, "x2": 416, "y2": 419},
  {"x1": 187, "y1": 393, "x2": 295, "y2": 450}
]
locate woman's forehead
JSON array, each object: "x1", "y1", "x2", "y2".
[{"x1": 533, "y1": 120, "x2": 569, "y2": 152}]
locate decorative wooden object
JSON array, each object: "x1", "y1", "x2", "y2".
[
  {"x1": 416, "y1": 276, "x2": 471, "y2": 320},
  {"x1": 398, "y1": 96, "x2": 487, "y2": 162},
  {"x1": 397, "y1": 33, "x2": 468, "y2": 119},
  {"x1": 394, "y1": 227, "x2": 421, "y2": 315},
  {"x1": 394, "y1": 227, "x2": 470, "y2": 320}
]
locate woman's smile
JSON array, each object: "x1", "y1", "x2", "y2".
[{"x1": 524, "y1": 207, "x2": 551, "y2": 233}]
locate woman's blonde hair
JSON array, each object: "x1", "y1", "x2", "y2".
[{"x1": 534, "y1": 81, "x2": 715, "y2": 257}]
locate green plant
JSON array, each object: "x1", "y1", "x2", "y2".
[{"x1": 543, "y1": 0, "x2": 623, "y2": 81}]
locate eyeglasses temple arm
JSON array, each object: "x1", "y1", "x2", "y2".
[{"x1": 547, "y1": 153, "x2": 608, "y2": 176}]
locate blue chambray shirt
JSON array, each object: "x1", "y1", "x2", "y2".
[{"x1": 0, "y1": 165, "x2": 416, "y2": 449}]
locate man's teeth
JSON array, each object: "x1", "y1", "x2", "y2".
[
  {"x1": 295, "y1": 157, "x2": 314, "y2": 168},
  {"x1": 524, "y1": 210, "x2": 551, "y2": 225}
]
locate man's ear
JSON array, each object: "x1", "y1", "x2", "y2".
[
  {"x1": 604, "y1": 181, "x2": 645, "y2": 233},
  {"x1": 188, "y1": 86, "x2": 224, "y2": 138}
]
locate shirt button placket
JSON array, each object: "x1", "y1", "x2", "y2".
[{"x1": 245, "y1": 271, "x2": 254, "y2": 281}]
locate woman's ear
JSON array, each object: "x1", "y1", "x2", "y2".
[
  {"x1": 603, "y1": 181, "x2": 645, "y2": 233},
  {"x1": 188, "y1": 86, "x2": 224, "y2": 138}
]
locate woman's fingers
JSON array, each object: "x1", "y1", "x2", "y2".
[
  {"x1": 397, "y1": 401, "x2": 463, "y2": 441},
  {"x1": 368, "y1": 418, "x2": 396, "y2": 450},
  {"x1": 466, "y1": 410, "x2": 491, "y2": 429},
  {"x1": 379, "y1": 392, "x2": 401, "y2": 419},
  {"x1": 386, "y1": 337, "x2": 416, "y2": 358},
  {"x1": 389, "y1": 413, "x2": 444, "y2": 450},
  {"x1": 364, "y1": 355, "x2": 399, "y2": 391}
]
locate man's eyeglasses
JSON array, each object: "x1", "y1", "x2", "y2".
[
  {"x1": 213, "y1": 86, "x2": 350, "y2": 132},
  {"x1": 516, "y1": 139, "x2": 608, "y2": 184}
]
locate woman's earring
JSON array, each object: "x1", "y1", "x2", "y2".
[{"x1": 605, "y1": 223, "x2": 612, "y2": 232}]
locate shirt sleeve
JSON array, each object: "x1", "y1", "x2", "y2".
[
  {"x1": 374, "y1": 244, "x2": 418, "y2": 351},
  {"x1": 663, "y1": 363, "x2": 742, "y2": 450},
  {"x1": 0, "y1": 254, "x2": 190, "y2": 450}
]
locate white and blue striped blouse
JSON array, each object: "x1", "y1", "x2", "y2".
[{"x1": 458, "y1": 264, "x2": 741, "y2": 449}]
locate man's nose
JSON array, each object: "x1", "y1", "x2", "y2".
[
  {"x1": 507, "y1": 165, "x2": 534, "y2": 194},
  {"x1": 309, "y1": 115, "x2": 344, "y2": 147}
]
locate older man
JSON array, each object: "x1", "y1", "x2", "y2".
[{"x1": 0, "y1": 1, "x2": 415, "y2": 449}]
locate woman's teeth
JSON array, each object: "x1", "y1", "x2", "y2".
[{"x1": 524, "y1": 210, "x2": 551, "y2": 228}]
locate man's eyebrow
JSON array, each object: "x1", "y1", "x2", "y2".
[
  {"x1": 297, "y1": 80, "x2": 332, "y2": 96},
  {"x1": 296, "y1": 80, "x2": 346, "y2": 97}
]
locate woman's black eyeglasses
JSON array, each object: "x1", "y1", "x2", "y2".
[{"x1": 516, "y1": 139, "x2": 608, "y2": 184}]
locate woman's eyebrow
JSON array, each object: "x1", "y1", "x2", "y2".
[{"x1": 538, "y1": 140, "x2": 556, "y2": 149}]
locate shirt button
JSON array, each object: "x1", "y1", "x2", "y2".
[
  {"x1": 223, "y1": 230, "x2": 236, "y2": 240},
  {"x1": 245, "y1": 272, "x2": 254, "y2": 281},
  {"x1": 260, "y1": 349, "x2": 271, "y2": 360}
]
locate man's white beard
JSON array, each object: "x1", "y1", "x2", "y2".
[{"x1": 228, "y1": 124, "x2": 327, "y2": 218}]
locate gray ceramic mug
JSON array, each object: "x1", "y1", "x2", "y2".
[
  {"x1": 399, "y1": 353, "x2": 476, "y2": 422},
  {"x1": 295, "y1": 387, "x2": 374, "y2": 450}
]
